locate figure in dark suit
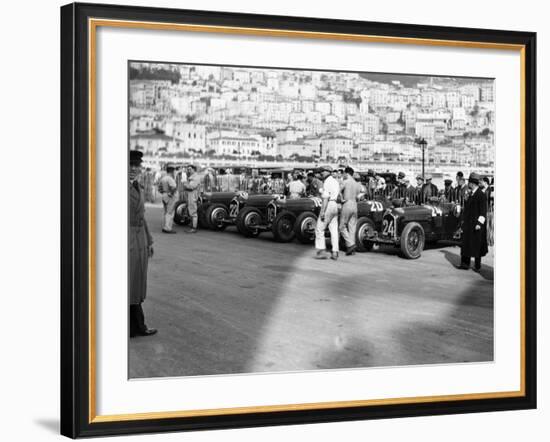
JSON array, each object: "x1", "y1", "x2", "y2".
[
  {"x1": 421, "y1": 174, "x2": 438, "y2": 202},
  {"x1": 454, "y1": 171, "x2": 468, "y2": 205},
  {"x1": 414, "y1": 175, "x2": 424, "y2": 204},
  {"x1": 129, "y1": 150, "x2": 157, "y2": 337},
  {"x1": 458, "y1": 172, "x2": 488, "y2": 271},
  {"x1": 443, "y1": 179, "x2": 454, "y2": 202}
]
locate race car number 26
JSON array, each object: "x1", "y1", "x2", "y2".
[{"x1": 382, "y1": 218, "x2": 395, "y2": 237}]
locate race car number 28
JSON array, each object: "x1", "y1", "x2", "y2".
[{"x1": 382, "y1": 218, "x2": 395, "y2": 237}]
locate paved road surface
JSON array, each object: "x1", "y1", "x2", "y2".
[{"x1": 129, "y1": 203, "x2": 494, "y2": 378}]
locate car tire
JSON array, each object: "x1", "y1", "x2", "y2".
[
  {"x1": 400, "y1": 221, "x2": 425, "y2": 259},
  {"x1": 236, "y1": 206, "x2": 262, "y2": 237},
  {"x1": 205, "y1": 203, "x2": 228, "y2": 231},
  {"x1": 173, "y1": 201, "x2": 190, "y2": 226},
  {"x1": 272, "y1": 211, "x2": 296, "y2": 243},
  {"x1": 355, "y1": 217, "x2": 375, "y2": 252},
  {"x1": 294, "y1": 211, "x2": 317, "y2": 244}
]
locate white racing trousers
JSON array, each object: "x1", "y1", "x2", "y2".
[{"x1": 315, "y1": 201, "x2": 339, "y2": 252}]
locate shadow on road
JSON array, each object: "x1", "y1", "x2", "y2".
[
  {"x1": 315, "y1": 273, "x2": 494, "y2": 370},
  {"x1": 440, "y1": 249, "x2": 494, "y2": 281}
]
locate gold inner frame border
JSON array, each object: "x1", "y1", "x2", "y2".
[{"x1": 87, "y1": 17, "x2": 527, "y2": 424}]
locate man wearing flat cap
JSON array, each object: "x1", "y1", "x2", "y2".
[
  {"x1": 414, "y1": 175, "x2": 424, "y2": 204},
  {"x1": 392, "y1": 171, "x2": 407, "y2": 199},
  {"x1": 129, "y1": 150, "x2": 157, "y2": 337},
  {"x1": 421, "y1": 174, "x2": 438, "y2": 202},
  {"x1": 314, "y1": 165, "x2": 340, "y2": 260},
  {"x1": 443, "y1": 178, "x2": 454, "y2": 202},
  {"x1": 459, "y1": 172, "x2": 488, "y2": 271}
]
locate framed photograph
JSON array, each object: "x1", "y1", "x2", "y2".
[{"x1": 60, "y1": 2, "x2": 537, "y2": 438}]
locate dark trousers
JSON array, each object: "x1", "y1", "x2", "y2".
[
  {"x1": 129, "y1": 303, "x2": 147, "y2": 336},
  {"x1": 461, "y1": 255, "x2": 481, "y2": 269}
]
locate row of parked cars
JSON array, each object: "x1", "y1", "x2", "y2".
[{"x1": 173, "y1": 191, "x2": 464, "y2": 259}]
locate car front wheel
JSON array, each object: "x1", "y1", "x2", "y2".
[
  {"x1": 272, "y1": 211, "x2": 296, "y2": 242},
  {"x1": 236, "y1": 206, "x2": 262, "y2": 237},
  {"x1": 355, "y1": 217, "x2": 375, "y2": 252},
  {"x1": 173, "y1": 201, "x2": 190, "y2": 226},
  {"x1": 400, "y1": 221, "x2": 425, "y2": 259},
  {"x1": 205, "y1": 204, "x2": 228, "y2": 231},
  {"x1": 294, "y1": 211, "x2": 317, "y2": 244}
]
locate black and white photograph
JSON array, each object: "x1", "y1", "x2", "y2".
[{"x1": 128, "y1": 61, "x2": 496, "y2": 379}]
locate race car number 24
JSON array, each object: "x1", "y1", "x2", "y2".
[{"x1": 382, "y1": 218, "x2": 395, "y2": 237}]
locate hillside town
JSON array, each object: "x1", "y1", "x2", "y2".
[{"x1": 129, "y1": 62, "x2": 495, "y2": 183}]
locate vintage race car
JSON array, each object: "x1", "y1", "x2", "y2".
[
  {"x1": 173, "y1": 191, "x2": 239, "y2": 229},
  {"x1": 206, "y1": 192, "x2": 282, "y2": 232},
  {"x1": 234, "y1": 193, "x2": 284, "y2": 238},
  {"x1": 290, "y1": 199, "x2": 393, "y2": 245},
  {"x1": 236, "y1": 196, "x2": 392, "y2": 244},
  {"x1": 268, "y1": 196, "x2": 324, "y2": 242},
  {"x1": 356, "y1": 200, "x2": 463, "y2": 259},
  {"x1": 235, "y1": 195, "x2": 322, "y2": 242}
]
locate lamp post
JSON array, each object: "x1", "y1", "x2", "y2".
[{"x1": 415, "y1": 137, "x2": 428, "y2": 180}]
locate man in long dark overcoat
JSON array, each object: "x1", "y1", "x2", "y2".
[
  {"x1": 458, "y1": 172, "x2": 489, "y2": 271},
  {"x1": 129, "y1": 150, "x2": 157, "y2": 337}
]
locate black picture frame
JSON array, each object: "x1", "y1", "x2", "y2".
[{"x1": 60, "y1": 2, "x2": 537, "y2": 438}]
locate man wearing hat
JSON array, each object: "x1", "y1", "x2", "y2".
[
  {"x1": 421, "y1": 174, "x2": 438, "y2": 202},
  {"x1": 182, "y1": 164, "x2": 201, "y2": 233},
  {"x1": 415, "y1": 175, "x2": 424, "y2": 189},
  {"x1": 443, "y1": 178, "x2": 454, "y2": 202},
  {"x1": 129, "y1": 150, "x2": 157, "y2": 337},
  {"x1": 459, "y1": 172, "x2": 488, "y2": 271},
  {"x1": 392, "y1": 171, "x2": 407, "y2": 199},
  {"x1": 314, "y1": 165, "x2": 340, "y2": 260},
  {"x1": 455, "y1": 171, "x2": 468, "y2": 204},
  {"x1": 414, "y1": 175, "x2": 424, "y2": 203},
  {"x1": 158, "y1": 163, "x2": 178, "y2": 233},
  {"x1": 306, "y1": 171, "x2": 321, "y2": 197}
]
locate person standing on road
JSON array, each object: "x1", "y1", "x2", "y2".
[
  {"x1": 129, "y1": 150, "x2": 157, "y2": 338},
  {"x1": 288, "y1": 173, "x2": 306, "y2": 199},
  {"x1": 158, "y1": 164, "x2": 178, "y2": 234},
  {"x1": 339, "y1": 166, "x2": 362, "y2": 256},
  {"x1": 458, "y1": 172, "x2": 488, "y2": 272},
  {"x1": 142, "y1": 167, "x2": 155, "y2": 203},
  {"x1": 455, "y1": 171, "x2": 468, "y2": 205},
  {"x1": 421, "y1": 174, "x2": 438, "y2": 201},
  {"x1": 443, "y1": 178, "x2": 454, "y2": 202},
  {"x1": 314, "y1": 165, "x2": 340, "y2": 261},
  {"x1": 307, "y1": 170, "x2": 324, "y2": 197},
  {"x1": 391, "y1": 171, "x2": 407, "y2": 199},
  {"x1": 414, "y1": 175, "x2": 424, "y2": 204},
  {"x1": 183, "y1": 164, "x2": 201, "y2": 233},
  {"x1": 403, "y1": 178, "x2": 416, "y2": 205}
]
